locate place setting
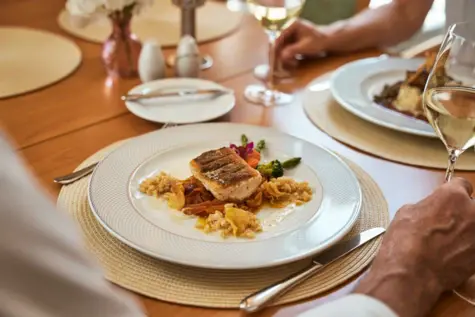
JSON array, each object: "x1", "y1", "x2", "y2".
[
  {"x1": 302, "y1": 41, "x2": 475, "y2": 171},
  {"x1": 302, "y1": 22, "x2": 475, "y2": 305},
  {"x1": 56, "y1": 122, "x2": 389, "y2": 310}
]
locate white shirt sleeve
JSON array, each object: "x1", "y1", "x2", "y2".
[
  {"x1": 0, "y1": 135, "x2": 145, "y2": 317},
  {"x1": 297, "y1": 294, "x2": 398, "y2": 317}
]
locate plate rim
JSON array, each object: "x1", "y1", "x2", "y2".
[
  {"x1": 87, "y1": 123, "x2": 363, "y2": 269},
  {"x1": 330, "y1": 56, "x2": 438, "y2": 138},
  {"x1": 124, "y1": 78, "x2": 236, "y2": 124}
]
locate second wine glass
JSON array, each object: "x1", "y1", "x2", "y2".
[
  {"x1": 422, "y1": 22, "x2": 475, "y2": 305},
  {"x1": 423, "y1": 22, "x2": 475, "y2": 182},
  {"x1": 244, "y1": 0, "x2": 305, "y2": 107}
]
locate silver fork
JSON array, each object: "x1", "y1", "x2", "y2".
[{"x1": 53, "y1": 123, "x2": 178, "y2": 185}]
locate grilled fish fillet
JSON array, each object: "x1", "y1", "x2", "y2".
[{"x1": 190, "y1": 147, "x2": 262, "y2": 201}]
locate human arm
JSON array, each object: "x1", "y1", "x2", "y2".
[
  {"x1": 0, "y1": 134, "x2": 145, "y2": 317},
  {"x1": 298, "y1": 177, "x2": 475, "y2": 317},
  {"x1": 278, "y1": 0, "x2": 434, "y2": 65}
]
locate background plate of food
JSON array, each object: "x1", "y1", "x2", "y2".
[
  {"x1": 88, "y1": 123, "x2": 362, "y2": 269},
  {"x1": 330, "y1": 55, "x2": 438, "y2": 138}
]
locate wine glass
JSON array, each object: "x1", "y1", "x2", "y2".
[
  {"x1": 423, "y1": 22, "x2": 475, "y2": 182},
  {"x1": 227, "y1": 0, "x2": 295, "y2": 82},
  {"x1": 253, "y1": 60, "x2": 292, "y2": 81},
  {"x1": 423, "y1": 22, "x2": 475, "y2": 304},
  {"x1": 244, "y1": 0, "x2": 305, "y2": 107}
]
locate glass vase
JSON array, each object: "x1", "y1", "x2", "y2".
[{"x1": 102, "y1": 14, "x2": 141, "y2": 78}]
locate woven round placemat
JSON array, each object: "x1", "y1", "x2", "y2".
[
  {"x1": 0, "y1": 27, "x2": 81, "y2": 99},
  {"x1": 302, "y1": 74, "x2": 475, "y2": 170},
  {"x1": 57, "y1": 140, "x2": 389, "y2": 308},
  {"x1": 58, "y1": 0, "x2": 242, "y2": 47}
]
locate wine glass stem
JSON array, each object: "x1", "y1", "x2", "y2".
[
  {"x1": 445, "y1": 149, "x2": 459, "y2": 182},
  {"x1": 267, "y1": 33, "x2": 278, "y2": 91}
]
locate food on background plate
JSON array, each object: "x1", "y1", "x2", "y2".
[
  {"x1": 373, "y1": 52, "x2": 457, "y2": 121},
  {"x1": 139, "y1": 135, "x2": 312, "y2": 239}
]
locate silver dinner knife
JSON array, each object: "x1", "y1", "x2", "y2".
[
  {"x1": 121, "y1": 88, "x2": 229, "y2": 101},
  {"x1": 239, "y1": 227, "x2": 386, "y2": 313},
  {"x1": 53, "y1": 163, "x2": 98, "y2": 185}
]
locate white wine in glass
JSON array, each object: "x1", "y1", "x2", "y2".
[
  {"x1": 423, "y1": 22, "x2": 475, "y2": 305},
  {"x1": 424, "y1": 87, "x2": 475, "y2": 163},
  {"x1": 247, "y1": 0, "x2": 302, "y2": 33},
  {"x1": 245, "y1": 0, "x2": 305, "y2": 106}
]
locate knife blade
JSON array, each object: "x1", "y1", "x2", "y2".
[
  {"x1": 239, "y1": 227, "x2": 386, "y2": 313},
  {"x1": 121, "y1": 88, "x2": 229, "y2": 101}
]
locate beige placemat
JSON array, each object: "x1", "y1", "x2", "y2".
[
  {"x1": 57, "y1": 140, "x2": 389, "y2": 308},
  {"x1": 57, "y1": 0, "x2": 243, "y2": 47},
  {"x1": 0, "y1": 27, "x2": 82, "y2": 99},
  {"x1": 303, "y1": 74, "x2": 475, "y2": 170}
]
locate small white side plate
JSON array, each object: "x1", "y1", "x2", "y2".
[
  {"x1": 330, "y1": 57, "x2": 437, "y2": 138},
  {"x1": 125, "y1": 78, "x2": 235, "y2": 124}
]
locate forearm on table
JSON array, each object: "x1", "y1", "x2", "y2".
[
  {"x1": 354, "y1": 260, "x2": 442, "y2": 317},
  {"x1": 319, "y1": 0, "x2": 432, "y2": 53},
  {"x1": 0, "y1": 134, "x2": 145, "y2": 317}
]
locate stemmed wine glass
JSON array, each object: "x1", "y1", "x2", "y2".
[
  {"x1": 423, "y1": 22, "x2": 475, "y2": 182},
  {"x1": 423, "y1": 22, "x2": 475, "y2": 304},
  {"x1": 227, "y1": 0, "x2": 295, "y2": 82},
  {"x1": 244, "y1": 0, "x2": 305, "y2": 107}
]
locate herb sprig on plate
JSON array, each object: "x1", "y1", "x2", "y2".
[{"x1": 230, "y1": 134, "x2": 301, "y2": 178}]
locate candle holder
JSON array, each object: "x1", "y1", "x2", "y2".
[{"x1": 168, "y1": 0, "x2": 213, "y2": 70}]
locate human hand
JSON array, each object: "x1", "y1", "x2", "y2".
[
  {"x1": 276, "y1": 19, "x2": 327, "y2": 68},
  {"x1": 377, "y1": 177, "x2": 475, "y2": 291},
  {"x1": 356, "y1": 178, "x2": 475, "y2": 317}
]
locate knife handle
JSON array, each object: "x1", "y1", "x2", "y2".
[
  {"x1": 122, "y1": 89, "x2": 228, "y2": 101},
  {"x1": 239, "y1": 262, "x2": 323, "y2": 313},
  {"x1": 53, "y1": 163, "x2": 98, "y2": 185}
]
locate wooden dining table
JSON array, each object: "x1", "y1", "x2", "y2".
[{"x1": 2, "y1": 0, "x2": 475, "y2": 316}]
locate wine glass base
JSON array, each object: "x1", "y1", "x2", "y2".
[
  {"x1": 254, "y1": 64, "x2": 292, "y2": 81},
  {"x1": 454, "y1": 274, "x2": 475, "y2": 305},
  {"x1": 244, "y1": 85, "x2": 293, "y2": 107},
  {"x1": 454, "y1": 289, "x2": 475, "y2": 305},
  {"x1": 166, "y1": 54, "x2": 213, "y2": 70}
]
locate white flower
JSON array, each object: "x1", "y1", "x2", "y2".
[
  {"x1": 103, "y1": 0, "x2": 135, "y2": 11},
  {"x1": 66, "y1": 0, "x2": 154, "y2": 18},
  {"x1": 135, "y1": 0, "x2": 154, "y2": 6},
  {"x1": 66, "y1": 0, "x2": 103, "y2": 17},
  {"x1": 69, "y1": 14, "x2": 92, "y2": 28}
]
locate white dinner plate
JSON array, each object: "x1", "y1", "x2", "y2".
[
  {"x1": 330, "y1": 57, "x2": 437, "y2": 138},
  {"x1": 125, "y1": 78, "x2": 235, "y2": 124},
  {"x1": 88, "y1": 123, "x2": 362, "y2": 269}
]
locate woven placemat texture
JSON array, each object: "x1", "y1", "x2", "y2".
[
  {"x1": 57, "y1": 140, "x2": 389, "y2": 308},
  {"x1": 302, "y1": 74, "x2": 475, "y2": 170}
]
